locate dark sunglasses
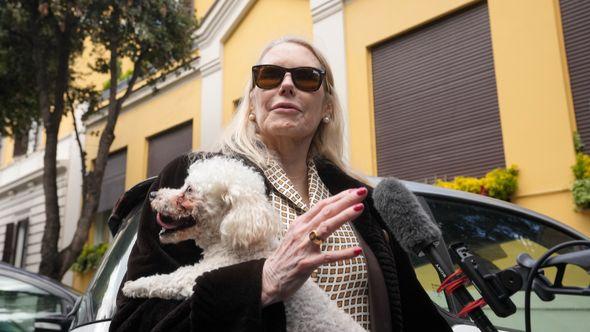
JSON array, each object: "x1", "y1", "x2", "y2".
[{"x1": 252, "y1": 65, "x2": 326, "y2": 92}]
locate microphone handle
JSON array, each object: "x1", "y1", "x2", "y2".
[{"x1": 424, "y1": 245, "x2": 498, "y2": 332}]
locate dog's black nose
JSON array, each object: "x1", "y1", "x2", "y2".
[{"x1": 149, "y1": 191, "x2": 157, "y2": 201}]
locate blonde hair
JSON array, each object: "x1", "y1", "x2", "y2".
[{"x1": 218, "y1": 36, "x2": 348, "y2": 172}]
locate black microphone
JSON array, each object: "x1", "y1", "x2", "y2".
[{"x1": 373, "y1": 178, "x2": 497, "y2": 332}]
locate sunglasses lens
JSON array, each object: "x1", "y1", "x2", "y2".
[
  {"x1": 293, "y1": 68, "x2": 322, "y2": 92},
  {"x1": 254, "y1": 66, "x2": 285, "y2": 89}
]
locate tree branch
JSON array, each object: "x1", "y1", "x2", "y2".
[
  {"x1": 116, "y1": 51, "x2": 145, "y2": 107},
  {"x1": 67, "y1": 92, "x2": 88, "y2": 179}
]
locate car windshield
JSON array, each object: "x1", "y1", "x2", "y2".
[{"x1": 70, "y1": 205, "x2": 140, "y2": 328}]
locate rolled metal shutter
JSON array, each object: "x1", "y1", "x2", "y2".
[
  {"x1": 372, "y1": 2, "x2": 504, "y2": 182},
  {"x1": 560, "y1": 0, "x2": 590, "y2": 151},
  {"x1": 147, "y1": 121, "x2": 193, "y2": 177},
  {"x1": 98, "y1": 149, "x2": 127, "y2": 213}
]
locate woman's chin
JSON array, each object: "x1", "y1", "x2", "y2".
[{"x1": 268, "y1": 125, "x2": 313, "y2": 138}]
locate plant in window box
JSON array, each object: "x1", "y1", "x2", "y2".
[
  {"x1": 71, "y1": 243, "x2": 109, "y2": 274},
  {"x1": 71, "y1": 242, "x2": 109, "y2": 291},
  {"x1": 434, "y1": 165, "x2": 519, "y2": 201},
  {"x1": 572, "y1": 178, "x2": 590, "y2": 210},
  {"x1": 571, "y1": 147, "x2": 590, "y2": 210}
]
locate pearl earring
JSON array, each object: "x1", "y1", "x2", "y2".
[
  {"x1": 322, "y1": 116, "x2": 330, "y2": 123},
  {"x1": 248, "y1": 113, "x2": 256, "y2": 122}
]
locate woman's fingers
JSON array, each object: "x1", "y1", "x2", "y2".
[
  {"x1": 303, "y1": 246, "x2": 363, "y2": 268},
  {"x1": 307, "y1": 188, "x2": 367, "y2": 236},
  {"x1": 297, "y1": 188, "x2": 358, "y2": 223},
  {"x1": 298, "y1": 187, "x2": 366, "y2": 226},
  {"x1": 261, "y1": 187, "x2": 369, "y2": 305},
  {"x1": 312, "y1": 202, "x2": 364, "y2": 241}
]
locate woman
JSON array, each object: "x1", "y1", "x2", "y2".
[{"x1": 111, "y1": 37, "x2": 452, "y2": 332}]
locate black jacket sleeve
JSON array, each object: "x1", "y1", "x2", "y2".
[{"x1": 110, "y1": 153, "x2": 286, "y2": 332}]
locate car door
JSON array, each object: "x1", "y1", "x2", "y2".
[{"x1": 412, "y1": 194, "x2": 590, "y2": 332}]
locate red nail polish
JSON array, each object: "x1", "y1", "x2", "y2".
[
  {"x1": 353, "y1": 203, "x2": 364, "y2": 212},
  {"x1": 356, "y1": 187, "x2": 367, "y2": 196},
  {"x1": 354, "y1": 248, "x2": 363, "y2": 255}
]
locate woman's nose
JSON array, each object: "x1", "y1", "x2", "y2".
[{"x1": 279, "y1": 73, "x2": 295, "y2": 95}]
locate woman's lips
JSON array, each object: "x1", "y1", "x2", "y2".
[
  {"x1": 271, "y1": 107, "x2": 299, "y2": 113},
  {"x1": 271, "y1": 102, "x2": 300, "y2": 113}
]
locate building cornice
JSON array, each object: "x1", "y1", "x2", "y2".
[
  {"x1": 200, "y1": 58, "x2": 221, "y2": 77},
  {"x1": 311, "y1": 0, "x2": 344, "y2": 23},
  {"x1": 84, "y1": 57, "x2": 201, "y2": 128},
  {"x1": 196, "y1": 0, "x2": 236, "y2": 48},
  {"x1": 0, "y1": 150, "x2": 68, "y2": 198}
]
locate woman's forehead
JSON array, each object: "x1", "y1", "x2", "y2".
[{"x1": 259, "y1": 42, "x2": 321, "y2": 68}]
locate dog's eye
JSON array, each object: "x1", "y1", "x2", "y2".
[{"x1": 186, "y1": 186, "x2": 192, "y2": 193}]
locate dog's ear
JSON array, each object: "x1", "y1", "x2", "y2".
[{"x1": 220, "y1": 192, "x2": 278, "y2": 251}]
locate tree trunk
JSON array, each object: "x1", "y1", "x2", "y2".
[
  {"x1": 57, "y1": 9, "x2": 142, "y2": 278},
  {"x1": 37, "y1": 16, "x2": 71, "y2": 280}
]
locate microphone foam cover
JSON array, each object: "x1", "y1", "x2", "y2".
[{"x1": 373, "y1": 178, "x2": 442, "y2": 254}]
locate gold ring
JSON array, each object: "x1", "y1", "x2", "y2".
[{"x1": 308, "y1": 230, "x2": 324, "y2": 246}]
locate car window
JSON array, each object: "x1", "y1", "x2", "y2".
[
  {"x1": 71, "y1": 205, "x2": 140, "y2": 328},
  {"x1": 0, "y1": 274, "x2": 64, "y2": 332},
  {"x1": 412, "y1": 196, "x2": 590, "y2": 331}
]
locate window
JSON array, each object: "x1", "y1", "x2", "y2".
[
  {"x1": 371, "y1": 3, "x2": 504, "y2": 181},
  {"x1": 11, "y1": 122, "x2": 41, "y2": 158},
  {"x1": 411, "y1": 195, "x2": 590, "y2": 331},
  {"x1": 71, "y1": 204, "x2": 141, "y2": 327},
  {"x1": 560, "y1": 0, "x2": 590, "y2": 151},
  {"x1": 147, "y1": 121, "x2": 193, "y2": 177},
  {"x1": 97, "y1": 150, "x2": 127, "y2": 214},
  {"x1": 0, "y1": 274, "x2": 64, "y2": 331},
  {"x1": 2, "y1": 219, "x2": 29, "y2": 268},
  {"x1": 12, "y1": 130, "x2": 28, "y2": 158}
]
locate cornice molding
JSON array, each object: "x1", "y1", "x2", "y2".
[
  {"x1": 85, "y1": 58, "x2": 200, "y2": 127},
  {"x1": 311, "y1": 0, "x2": 344, "y2": 23},
  {"x1": 0, "y1": 160, "x2": 67, "y2": 198},
  {"x1": 200, "y1": 58, "x2": 221, "y2": 77},
  {"x1": 197, "y1": 0, "x2": 256, "y2": 47},
  {"x1": 196, "y1": 0, "x2": 236, "y2": 48}
]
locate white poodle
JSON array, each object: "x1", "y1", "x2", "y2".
[{"x1": 122, "y1": 156, "x2": 365, "y2": 332}]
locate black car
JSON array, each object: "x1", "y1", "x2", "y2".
[
  {"x1": 68, "y1": 178, "x2": 590, "y2": 332},
  {"x1": 0, "y1": 261, "x2": 80, "y2": 332}
]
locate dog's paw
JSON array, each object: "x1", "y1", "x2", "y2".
[{"x1": 123, "y1": 279, "x2": 151, "y2": 298}]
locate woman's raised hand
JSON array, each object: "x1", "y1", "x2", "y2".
[{"x1": 260, "y1": 187, "x2": 368, "y2": 306}]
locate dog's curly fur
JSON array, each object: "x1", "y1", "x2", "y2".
[{"x1": 122, "y1": 156, "x2": 365, "y2": 331}]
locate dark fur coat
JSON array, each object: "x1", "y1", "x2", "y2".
[{"x1": 109, "y1": 153, "x2": 452, "y2": 332}]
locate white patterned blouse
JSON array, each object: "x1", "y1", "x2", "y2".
[{"x1": 262, "y1": 159, "x2": 371, "y2": 330}]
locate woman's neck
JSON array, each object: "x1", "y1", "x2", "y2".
[{"x1": 265, "y1": 137, "x2": 312, "y2": 205}]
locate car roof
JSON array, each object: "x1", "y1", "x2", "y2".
[
  {"x1": 369, "y1": 177, "x2": 589, "y2": 240},
  {"x1": 108, "y1": 176, "x2": 589, "y2": 242},
  {"x1": 0, "y1": 261, "x2": 80, "y2": 304}
]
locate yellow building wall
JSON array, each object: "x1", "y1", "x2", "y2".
[
  {"x1": 195, "y1": 0, "x2": 216, "y2": 20},
  {"x1": 344, "y1": 0, "x2": 589, "y2": 236},
  {"x1": 85, "y1": 72, "x2": 201, "y2": 188},
  {"x1": 0, "y1": 111, "x2": 75, "y2": 168},
  {"x1": 0, "y1": 137, "x2": 14, "y2": 168},
  {"x1": 222, "y1": 0, "x2": 313, "y2": 124},
  {"x1": 487, "y1": 0, "x2": 589, "y2": 236},
  {"x1": 343, "y1": 0, "x2": 478, "y2": 175}
]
